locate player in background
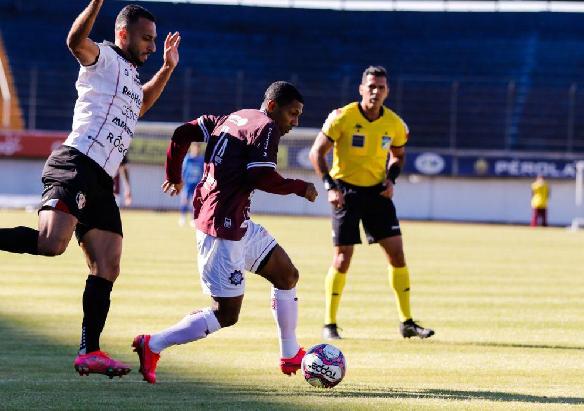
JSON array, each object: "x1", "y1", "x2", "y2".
[
  {"x1": 309, "y1": 66, "x2": 434, "y2": 340},
  {"x1": 113, "y1": 155, "x2": 132, "y2": 207},
  {"x1": 531, "y1": 174, "x2": 550, "y2": 227},
  {"x1": 132, "y1": 81, "x2": 318, "y2": 384},
  {"x1": 178, "y1": 143, "x2": 204, "y2": 226},
  {"x1": 0, "y1": 1, "x2": 180, "y2": 378}
]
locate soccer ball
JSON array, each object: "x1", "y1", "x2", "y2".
[{"x1": 301, "y1": 343, "x2": 346, "y2": 388}]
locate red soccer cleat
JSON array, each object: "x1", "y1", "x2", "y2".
[
  {"x1": 280, "y1": 347, "x2": 305, "y2": 376},
  {"x1": 132, "y1": 334, "x2": 160, "y2": 384},
  {"x1": 73, "y1": 351, "x2": 131, "y2": 378}
]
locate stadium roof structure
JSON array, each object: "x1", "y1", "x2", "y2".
[{"x1": 145, "y1": 0, "x2": 584, "y2": 13}]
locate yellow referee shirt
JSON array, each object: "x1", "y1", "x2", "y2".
[
  {"x1": 531, "y1": 180, "x2": 549, "y2": 209},
  {"x1": 321, "y1": 102, "x2": 409, "y2": 187}
]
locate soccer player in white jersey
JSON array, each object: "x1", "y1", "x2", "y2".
[{"x1": 0, "y1": 0, "x2": 180, "y2": 378}]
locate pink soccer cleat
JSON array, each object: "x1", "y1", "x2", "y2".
[
  {"x1": 132, "y1": 334, "x2": 160, "y2": 384},
  {"x1": 280, "y1": 347, "x2": 305, "y2": 376},
  {"x1": 73, "y1": 351, "x2": 131, "y2": 378}
]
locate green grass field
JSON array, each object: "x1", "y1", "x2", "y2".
[{"x1": 1, "y1": 210, "x2": 583, "y2": 410}]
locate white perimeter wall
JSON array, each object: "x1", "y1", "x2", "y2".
[{"x1": 1, "y1": 159, "x2": 582, "y2": 226}]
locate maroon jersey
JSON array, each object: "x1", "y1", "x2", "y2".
[{"x1": 166, "y1": 109, "x2": 307, "y2": 240}]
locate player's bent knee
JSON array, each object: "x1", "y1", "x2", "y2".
[
  {"x1": 37, "y1": 238, "x2": 69, "y2": 256},
  {"x1": 215, "y1": 311, "x2": 239, "y2": 328},
  {"x1": 89, "y1": 259, "x2": 121, "y2": 281},
  {"x1": 276, "y1": 265, "x2": 299, "y2": 290}
]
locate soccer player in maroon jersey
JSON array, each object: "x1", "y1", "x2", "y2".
[{"x1": 133, "y1": 81, "x2": 318, "y2": 384}]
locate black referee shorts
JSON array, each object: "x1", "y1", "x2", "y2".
[
  {"x1": 40, "y1": 145, "x2": 123, "y2": 242},
  {"x1": 332, "y1": 179, "x2": 401, "y2": 246}
]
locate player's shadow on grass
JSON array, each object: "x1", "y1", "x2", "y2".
[
  {"x1": 310, "y1": 389, "x2": 584, "y2": 405},
  {"x1": 447, "y1": 340, "x2": 584, "y2": 351},
  {"x1": 0, "y1": 317, "x2": 306, "y2": 410},
  {"x1": 2, "y1": 317, "x2": 583, "y2": 408}
]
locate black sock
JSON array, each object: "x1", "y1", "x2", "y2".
[
  {"x1": 80, "y1": 275, "x2": 113, "y2": 354},
  {"x1": 0, "y1": 226, "x2": 39, "y2": 254}
]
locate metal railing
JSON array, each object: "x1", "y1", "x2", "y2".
[{"x1": 13, "y1": 67, "x2": 584, "y2": 153}]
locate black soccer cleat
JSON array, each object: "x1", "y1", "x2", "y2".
[
  {"x1": 322, "y1": 324, "x2": 342, "y2": 340},
  {"x1": 400, "y1": 319, "x2": 435, "y2": 339}
]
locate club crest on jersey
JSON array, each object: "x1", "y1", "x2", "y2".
[
  {"x1": 76, "y1": 192, "x2": 86, "y2": 210},
  {"x1": 229, "y1": 270, "x2": 244, "y2": 286},
  {"x1": 382, "y1": 136, "x2": 392, "y2": 150},
  {"x1": 224, "y1": 217, "x2": 232, "y2": 228}
]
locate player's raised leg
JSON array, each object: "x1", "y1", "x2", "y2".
[
  {"x1": 0, "y1": 207, "x2": 77, "y2": 256},
  {"x1": 379, "y1": 236, "x2": 434, "y2": 339},
  {"x1": 257, "y1": 244, "x2": 305, "y2": 375},
  {"x1": 74, "y1": 228, "x2": 131, "y2": 378}
]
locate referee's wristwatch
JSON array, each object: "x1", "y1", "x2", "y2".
[{"x1": 323, "y1": 174, "x2": 338, "y2": 191}]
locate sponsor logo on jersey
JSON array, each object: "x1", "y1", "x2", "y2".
[
  {"x1": 224, "y1": 217, "x2": 232, "y2": 228},
  {"x1": 76, "y1": 192, "x2": 86, "y2": 210},
  {"x1": 227, "y1": 114, "x2": 248, "y2": 127},
  {"x1": 111, "y1": 117, "x2": 134, "y2": 138},
  {"x1": 121, "y1": 104, "x2": 139, "y2": 122},
  {"x1": 351, "y1": 135, "x2": 365, "y2": 148},
  {"x1": 229, "y1": 270, "x2": 244, "y2": 286},
  {"x1": 87, "y1": 135, "x2": 105, "y2": 148},
  {"x1": 263, "y1": 126, "x2": 273, "y2": 157},
  {"x1": 106, "y1": 132, "x2": 129, "y2": 156},
  {"x1": 122, "y1": 85, "x2": 142, "y2": 108}
]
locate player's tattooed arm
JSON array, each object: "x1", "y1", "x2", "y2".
[{"x1": 66, "y1": 0, "x2": 102, "y2": 66}]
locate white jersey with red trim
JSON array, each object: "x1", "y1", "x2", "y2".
[{"x1": 63, "y1": 42, "x2": 143, "y2": 177}]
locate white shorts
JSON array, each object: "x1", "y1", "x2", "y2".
[{"x1": 196, "y1": 220, "x2": 277, "y2": 297}]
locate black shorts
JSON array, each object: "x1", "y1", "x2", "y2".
[
  {"x1": 332, "y1": 180, "x2": 401, "y2": 246},
  {"x1": 40, "y1": 145, "x2": 122, "y2": 242}
]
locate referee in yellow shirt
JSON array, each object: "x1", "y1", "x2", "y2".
[
  {"x1": 531, "y1": 174, "x2": 550, "y2": 227},
  {"x1": 309, "y1": 66, "x2": 434, "y2": 340}
]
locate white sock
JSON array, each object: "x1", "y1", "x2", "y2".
[
  {"x1": 149, "y1": 308, "x2": 221, "y2": 354},
  {"x1": 271, "y1": 287, "x2": 300, "y2": 359}
]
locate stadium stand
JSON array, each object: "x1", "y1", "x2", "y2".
[{"x1": 1, "y1": 0, "x2": 584, "y2": 152}]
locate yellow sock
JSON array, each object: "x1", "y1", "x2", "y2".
[
  {"x1": 324, "y1": 267, "x2": 346, "y2": 325},
  {"x1": 389, "y1": 265, "x2": 411, "y2": 322}
]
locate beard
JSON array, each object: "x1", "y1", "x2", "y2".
[{"x1": 127, "y1": 45, "x2": 146, "y2": 67}]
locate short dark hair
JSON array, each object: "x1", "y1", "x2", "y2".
[
  {"x1": 361, "y1": 65, "x2": 388, "y2": 84},
  {"x1": 263, "y1": 81, "x2": 304, "y2": 106},
  {"x1": 115, "y1": 5, "x2": 156, "y2": 31}
]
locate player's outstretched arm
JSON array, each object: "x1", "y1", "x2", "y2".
[
  {"x1": 141, "y1": 32, "x2": 181, "y2": 116},
  {"x1": 66, "y1": 0, "x2": 102, "y2": 66},
  {"x1": 247, "y1": 168, "x2": 317, "y2": 202}
]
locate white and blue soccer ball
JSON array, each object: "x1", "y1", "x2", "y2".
[{"x1": 301, "y1": 343, "x2": 346, "y2": 388}]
